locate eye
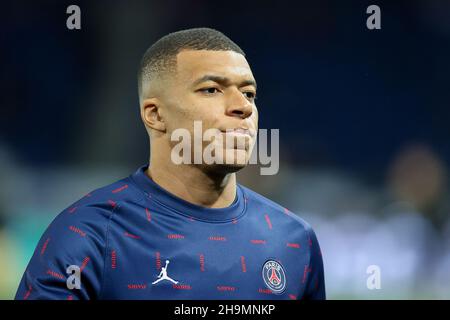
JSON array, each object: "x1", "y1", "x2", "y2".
[
  {"x1": 243, "y1": 91, "x2": 257, "y2": 100},
  {"x1": 199, "y1": 87, "x2": 220, "y2": 95}
]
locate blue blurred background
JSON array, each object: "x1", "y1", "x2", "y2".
[{"x1": 1, "y1": 0, "x2": 449, "y2": 299}]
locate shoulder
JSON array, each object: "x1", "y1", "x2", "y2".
[
  {"x1": 68, "y1": 175, "x2": 144, "y2": 210},
  {"x1": 47, "y1": 175, "x2": 145, "y2": 238}
]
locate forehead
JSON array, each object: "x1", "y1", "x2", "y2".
[{"x1": 175, "y1": 50, "x2": 254, "y2": 83}]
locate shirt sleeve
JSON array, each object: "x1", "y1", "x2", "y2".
[
  {"x1": 303, "y1": 226, "x2": 326, "y2": 300},
  {"x1": 14, "y1": 204, "x2": 113, "y2": 300}
]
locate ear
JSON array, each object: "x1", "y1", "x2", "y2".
[{"x1": 141, "y1": 98, "x2": 166, "y2": 133}]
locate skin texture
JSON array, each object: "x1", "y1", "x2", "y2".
[{"x1": 140, "y1": 50, "x2": 258, "y2": 208}]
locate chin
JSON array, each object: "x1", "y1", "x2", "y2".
[
  {"x1": 203, "y1": 162, "x2": 248, "y2": 175},
  {"x1": 202, "y1": 150, "x2": 250, "y2": 174}
]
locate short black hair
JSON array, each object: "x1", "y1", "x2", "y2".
[{"x1": 138, "y1": 27, "x2": 245, "y2": 102}]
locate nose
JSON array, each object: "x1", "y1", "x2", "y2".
[{"x1": 225, "y1": 88, "x2": 253, "y2": 119}]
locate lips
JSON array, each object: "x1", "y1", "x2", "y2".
[{"x1": 221, "y1": 128, "x2": 256, "y2": 137}]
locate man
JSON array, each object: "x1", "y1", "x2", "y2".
[{"x1": 15, "y1": 28, "x2": 325, "y2": 300}]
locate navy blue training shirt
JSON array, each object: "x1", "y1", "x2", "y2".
[{"x1": 15, "y1": 164, "x2": 325, "y2": 300}]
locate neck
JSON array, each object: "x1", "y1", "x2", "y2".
[{"x1": 146, "y1": 153, "x2": 237, "y2": 208}]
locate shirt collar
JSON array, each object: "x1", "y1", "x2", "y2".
[{"x1": 130, "y1": 163, "x2": 246, "y2": 222}]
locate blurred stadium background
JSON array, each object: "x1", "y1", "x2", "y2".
[{"x1": 1, "y1": 0, "x2": 449, "y2": 299}]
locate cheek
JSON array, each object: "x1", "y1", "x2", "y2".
[
  {"x1": 179, "y1": 94, "x2": 209, "y2": 120},
  {"x1": 187, "y1": 95, "x2": 223, "y2": 123},
  {"x1": 168, "y1": 93, "x2": 197, "y2": 121},
  {"x1": 164, "y1": 104, "x2": 192, "y2": 135},
  {"x1": 167, "y1": 106, "x2": 218, "y2": 137},
  {"x1": 251, "y1": 105, "x2": 259, "y2": 126},
  {"x1": 168, "y1": 92, "x2": 230, "y2": 132}
]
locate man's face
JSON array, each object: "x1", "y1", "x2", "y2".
[{"x1": 161, "y1": 49, "x2": 258, "y2": 173}]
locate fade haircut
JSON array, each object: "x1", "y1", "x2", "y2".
[{"x1": 138, "y1": 27, "x2": 246, "y2": 103}]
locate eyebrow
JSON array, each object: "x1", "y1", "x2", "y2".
[{"x1": 192, "y1": 74, "x2": 257, "y2": 90}]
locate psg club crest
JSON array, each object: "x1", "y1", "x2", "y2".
[{"x1": 262, "y1": 259, "x2": 286, "y2": 294}]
